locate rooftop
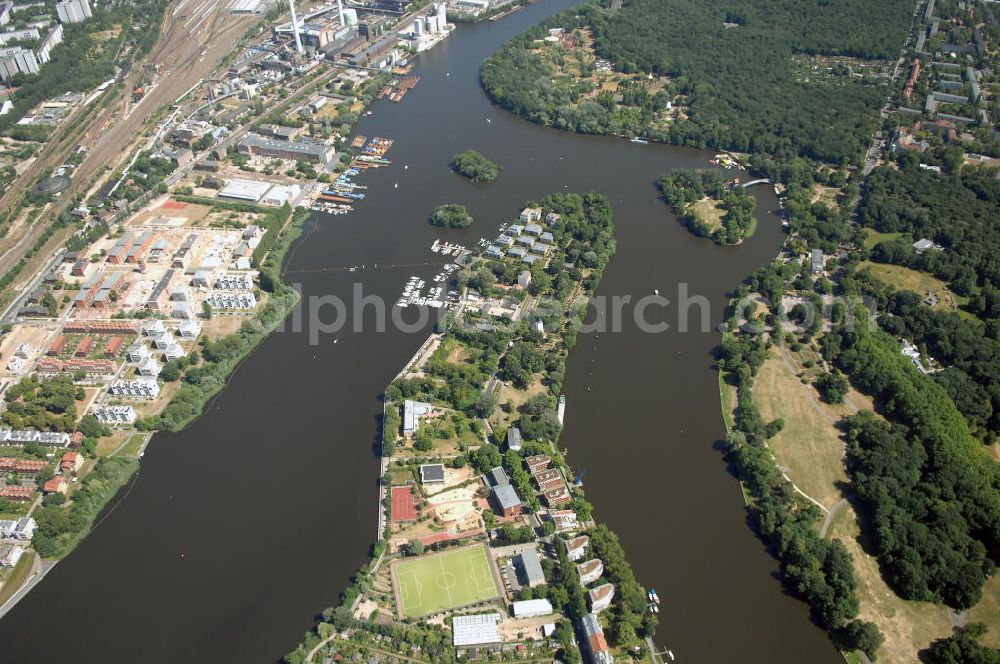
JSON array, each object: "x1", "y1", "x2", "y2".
[
  {"x1": 420, "y1": 463, "x2": 445, "y2": 484},
  {"x1": 452, "y1": 613, "x2": 502, "y2": 647},
  {"x1": 518, "y1": 549, "x2": 545, "y2": 584},
  {"x1": 493, "y1": 483, "x2": 521, "y2": 510},
  {"x1": 486, "y1": 466, "x2": 509, "y2": 486}
]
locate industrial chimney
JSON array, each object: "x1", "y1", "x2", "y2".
[
  {"x1": 288, "y1": 0, "x2": 303, "y2": 54},
  {"x1": 337, "y1": 0, "x2": 344, "y2": 26}
]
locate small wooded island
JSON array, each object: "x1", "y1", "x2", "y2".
[
  {"x1": 658, "y1": 169, "x2": 756, "y2": 245},
  {"x1": 451, "y1": 150, "x2": 501, "y2": 183},
  {"x1": 429, "y1": 203, "x2": 474, "y2": 228}
]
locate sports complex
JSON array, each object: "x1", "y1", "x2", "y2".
[{"x1": 391, "y1": 543, "x2": 502, "y2": 618}]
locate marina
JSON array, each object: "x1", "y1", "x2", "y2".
[
  {"x1": 395, "y1": 262, "x2": 461, "y2": 310},
  {"x1": 430, "y1": 238, "x2": 468, "y2": 256},
  {"x1": 310, "y1": 137, "x2": 396, "y2": 214},
  {"x1": 378, "y1": 75, "x2": 421, "y2": 103}
]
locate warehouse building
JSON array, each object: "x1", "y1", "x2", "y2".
[
  {"x1": 237, "y1": 134, "x2": 336, "y2": 167},
  {"x1": 218, "y1": 178, "x2": 272, "y2": 203},
  {"x1": 452, "y1": 613, "x2": 502, "y2": 652}
]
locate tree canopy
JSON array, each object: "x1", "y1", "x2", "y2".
[{"x1": 482, "y1": 0, "x2": 911, "y2": 164}]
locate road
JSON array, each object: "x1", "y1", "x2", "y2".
[{"x1": 0, "y1": 556, "x2": 57, "y2": 621}]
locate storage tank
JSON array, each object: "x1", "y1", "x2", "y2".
[{"x1": 342, "y1": 7, "x2": 357, "y2": 25}]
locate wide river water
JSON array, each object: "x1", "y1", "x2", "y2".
[{"x1": 0, "y1": 2, "x2": 845, "y2": 662}]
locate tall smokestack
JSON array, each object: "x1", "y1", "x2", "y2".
[
  {"x1": 288, "y1": 0, "x2": 303, "y2": 54},
  {"x1": 337, "y1": 0, "x2": 344, "y2": 26}
]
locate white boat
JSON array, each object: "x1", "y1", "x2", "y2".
[
  {"x1": 667, "y1": 651, "x2": 674, "y2": 661},
  {"x1": 654, "y1": 289, "x2": 659, "y2": 296},
  {"x1": 630, "y1": 137, "x2": 648, "y2": 144},
  {"x1": 650, "y1": 588, "x2": 660, "y2": 604}
]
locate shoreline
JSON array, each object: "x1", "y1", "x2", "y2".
[{"x1": 0, "y1": 204, "x2": 311, "y2": 614}]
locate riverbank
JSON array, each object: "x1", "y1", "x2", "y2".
[{"x1": 0, "y1": 202, "x2": 311, "y2": 616}]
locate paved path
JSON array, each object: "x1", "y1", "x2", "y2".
[
  {"x1": 819, "y1": 498, "x2": 848, "y2": 538},
  {"x1": 0, "y1": 557, "x2": 56, "y2": 620}
]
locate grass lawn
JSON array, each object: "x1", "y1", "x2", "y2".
[
  {"x1": 494, "y1": 374, "x2": 548, "y2": 431},
  {"x1": 752, "y1": 350, "x2": 847, "y2": 510},
  {"x1": 753, "y1": 348, "x2": 955, "y2": 662},
  {"x1": 116, "y1": 433, "x2": 146, "y2": 458},
  {"x1": 688, "y1": 197, "x2": 725, "y2": 233},
  {"x1": 811, "y1": 184, "x2": 842, "y2": 208},
  {"x1": 967, "y1": 574, "x2": 1000, "y2": 648},
  {"x1": 96, "y1": 429, "x2": 132, "y2": 457},
  {"x1": 859, "y1": 262, "x2": 955, "y2": 311},
  {"x1": 862, "y1": 229, "x2": 903, "y2": 250},
  {"x1": 0, "y1": 551, "x2": 33, "y2": 609},
  {"x1": 393, "y1": 544, "x2": 499, "y2": 617},
  {"x1": 389, "y1": 465, "x2": 417, "y2": 487},
  {"x1": 719, "y1": 369, "x2": 736, "y2": 432}
]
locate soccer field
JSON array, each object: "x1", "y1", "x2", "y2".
[{"x1": 393, "y1": 544, "x2": 500, "y2": 617}]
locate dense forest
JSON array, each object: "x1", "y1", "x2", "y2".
[
  {"x1": 928, "y1": 623, "x2": 1000, "y2": 664},
  {"x1": 861, "y1": 155, "x2": 1000, "y2": 296},
  {"x1": 481, "y1": 0, "x2": 912, "y2": 164},
  {"x1": 853, "y1": 152, "x2": 1000, "y2": 442},
  {"x1": 823, "y1": 314, "x2": 1000, "y2": 609},
  {"x1": 853, "y1": 275, "x2": 1000, "y2": 443},
  {"x1": 429, "y1": 203, "x2": 473, "y2": 228},
  {"x1": 450, "y1": 150, "x2": 501, "y2": 183}
]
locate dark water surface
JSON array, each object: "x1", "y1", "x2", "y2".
[{"x1": 0, "y1": 2, "x2": 843, "y2": 662}]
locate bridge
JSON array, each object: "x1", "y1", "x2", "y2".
[{"x1": 740, "y1": 178, "x2": 772, "y2": 189}]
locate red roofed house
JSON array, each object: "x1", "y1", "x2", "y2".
[
  {"x1": 581, "y1": 613, "x2": 613, "y2": 664},
  {"x1": 104, "y1": 336, "x2": 126, "y2": 358},
  {"x1": 74, "y1": 336, "x2": 95, "y2": 357},
  {"x1": 43, "y1": 477, "x2": 68, "y2": 495},
  {"x1": 61, "y1": 451, "x2": 83, "y2": 473},
  {"x1": 525, "y1": 454, "x2": 551, "y2": 475},
  {"x1": 544, "y1": 484, "x2": 571, "y2": 507},
  {"x1": 47, "y1": 335, "x2": 69, "y2": 356},
  {"x1": 71, "y1": 431, "x2": 84, "y2": 447},
  {"x1": 0, "y1": 486, "x2": 35, "y2": 501},
  {"x1": 0, "y1": 458, "x2": 47, "y2": 475},
  {"x1": 533, "y1": 468, "x2": 561, "y2": 488}
]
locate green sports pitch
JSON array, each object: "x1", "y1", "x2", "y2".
[{"x1": 393, "y1": 544, "x2": 500, "y2": 617}]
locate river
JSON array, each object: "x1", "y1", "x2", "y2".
[{"x1": 0, "y1": 2, "x2": 844, "y2": 663}]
